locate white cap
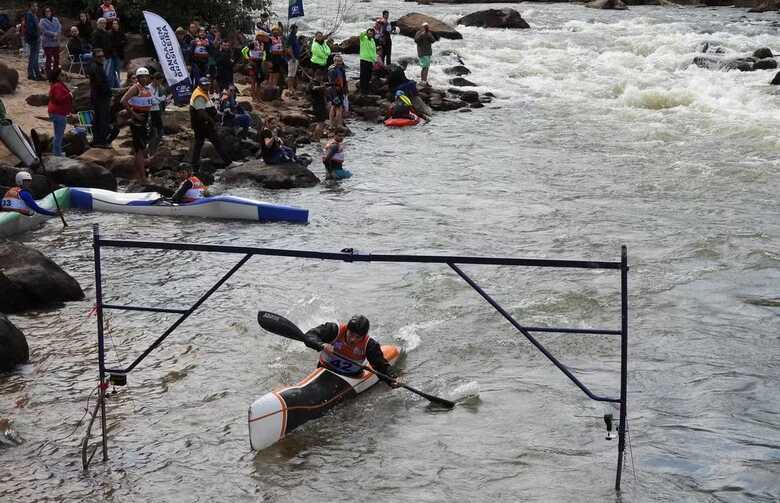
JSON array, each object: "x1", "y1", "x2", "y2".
[
  {"x1": 16, "y1": 171, "x2": 33, "y2": 185},
  {"x1": 135, "y1": 67, "x2": 150, "y2": 77}
]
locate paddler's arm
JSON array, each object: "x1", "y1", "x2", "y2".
[
  {"x1": 365, "y1": 338, "x2": 399, "y2": 386},
  {"x1": 303, "y1": 322, "x2": 339, "y2": 350},
  {"x1": 19, "y1": 190, "x2": 58, "y2": 217},
  {"x1": 169, "y1": 179, "x2": 192, "y2": 203}
]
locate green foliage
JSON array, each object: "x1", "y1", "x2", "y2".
[{"x1": 44, "y1": 0, "x2": 270, "y2": 32}]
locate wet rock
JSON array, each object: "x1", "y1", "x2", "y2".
[
  {"x1": 770, "y1": 71, "x2": 780, "y2": 85},
  {"x1": 63, "y1": 130, "x2": 89, "y2": 157},
  {"x1": 350, "y1": 93, "x2": 383, "y2": 107},
  {"x1": 0, "y1": 62, "x2": 19, "y2": 95},
  {"x1": 479, "y1": 95, "x2": 493, "y2": 103},
  {"x1": 722, "y1": 57, "x2": 754, "y2": 72},
  {"x1": 460, "y1": 90, "x2": 480, "y2": 103},
  {"x1": 279, "y1": 110, "x2": 314, "y2": 127},
  {"x1": 221, "y1": 160, "x2": 319, "y2": 189},
  {"x1": 25, "y1": 94, "x2": 49, "y2": 107},
  {"x1": 125, "y1": 179, "x2": 174, "y2": 196},
  {"x1": 444, "y1": 65, "x2": 471, "y2": 76},
  {"x1": 459, "y1": 108, "x2": 472, "y2": 113},
  {"x1": 395, "y1": 13, "x2": 463, "y2": 40},
  {"x1": 753, "y1": 47, "x2": 774, "y2": 59},
  {"x1": 163, "y1": 108, "x2": 191, "y2": 134},
  {"x1": 753, "y1": 58, "x2": 778, "y2": 70},
  {"x1": 0, "y1": 242, "x2": 84, "y2": 314},
  {"x1": 42, "y1": 155, "x2": 117, "y2": 190},
  {"x1": 0, "y1": 314, "x2": 28, "y2": 372},
  {"x1": 748, "y1": 0, "x2": 780, "y2": 12},
  {"x1": 450, "y1": 77, "x2": 477, "y2": 87},
  {"x1": 457, "y1": 9, "x2": 530, "y2": 29},
  {"x1": 484, "y1": 92, "x2": 495, "y2": 98},
  {"x1": 430, "y1": 97, "x2": 465, "y2": 111},
  {"x1": 0, "y1": 26, "x2": 21, "y2": 50},
  {"x1": 337, "y1": 36, "x2": 360, "y2": 54},
  {"x1": 469, "y1": 101, "x2": 484, "y2": 108},
  {"x1": 352, "y1": 106, "x2": 383, "y2": 123},
  {"x1": 586, "y1": 0, "x2": 629, "y2": 9}
]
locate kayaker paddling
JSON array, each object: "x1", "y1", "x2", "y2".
[
  {"x1": 169, "y1": 163, "x2": 207, "y2": 204},
  {"x1": 303, "y1": 314, "x2": 401, "y2": 388},
  {"x1": 1, "y1": 171, "x2": 58, "y2": 217}
]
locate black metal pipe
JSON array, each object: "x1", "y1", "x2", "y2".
[
  {"x1": 448, "y1": 263, "x2": 619, "y2": 403},
  {"x1": 92, "y1": 224, "x2": 108, "y2": 462},
  {"x1": 615, "y1": 246, "x2": 629, "y2": 490},
  {"x1": 118, "y1": 254, "x2": 252, "y2": 374},
  {"x1": 96, "y1": 239, "x2": 621, "y2": 270},
  {"x1": 102, "y1": 304, "x2": 189, "y2": 314},
  {"x1": 523, "y1": 326, "x2": 621, "y2": 335}
]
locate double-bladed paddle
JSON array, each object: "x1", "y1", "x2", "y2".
[
  {"x1": 30, "y1": 128, "x2": 67, "y2": 228},
  {"x1": 257, "y1": 311, "x2": 455, "y2": 409}
]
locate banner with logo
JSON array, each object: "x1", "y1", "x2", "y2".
[
  {"x1": 143, "y1": 11, "x2": 191, "y2": 105},
  {"x1": 288, "y1": 0, "x2": 304, "y2": 18}
]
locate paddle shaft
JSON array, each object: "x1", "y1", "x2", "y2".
[
  {"x1": 31, "y1": 129, "x2": 67, "y2": 227},
  {"x1": 257, "y1": 311, "x2": 455, "y2": 408}
]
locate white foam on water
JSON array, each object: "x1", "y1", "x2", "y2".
[
  {"x1": 394, "y1": 318, "x2": 445, "y2": 351},
  {"x1": 449, "y1": 380, "x2": 481, "y2": 403}
]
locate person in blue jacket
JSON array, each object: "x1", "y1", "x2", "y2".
[{"x1": 1, "y1": 171, "x2": 58, "y2": 217}]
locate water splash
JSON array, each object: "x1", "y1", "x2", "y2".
[{"x1": 449, "y1": 381, "x2": 481, "y2": 404}]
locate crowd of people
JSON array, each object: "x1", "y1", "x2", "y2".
[{"x1": 8, "y1": 2, "x2": 444, "y2": 203}]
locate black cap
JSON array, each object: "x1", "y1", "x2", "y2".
[{"x1": 347, "y1": 315, "x2": 370, "y2": 336}]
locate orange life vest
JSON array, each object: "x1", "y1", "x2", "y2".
[
  {"x1": 182, "y1": 176, "x2": 206, "y2": 202},
  {"x1": 1, "y1": 187, "x2": 33, "y2": 216},
  {"x1": 193, "y1": 37, "x2": 210, "y2": 60},
  {"x1": 319, "y1": 323, "x2": 369, "y2": 375},
  {"x1": 128, "y1": 82, "x2": 154, "y2": 113}
]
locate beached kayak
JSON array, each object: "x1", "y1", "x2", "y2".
[
  {"x1": 69, "y1": 187, "x2": 309, "y2": 224},
  {"x1": 248, "y1": 345, "x2": 400, "y2": 450},
  {"x1": 0, "y1": 123, "x2": 39, "y2": 167},
  {"x1": 384, "y1": 117, "x2": 420, "y2": 128},
  {"x1": 0, "y1": 187, "x2": 70, "y2": 238}
]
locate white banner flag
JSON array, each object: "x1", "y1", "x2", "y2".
[{"x1": 143, "y1": 10, "x2": 192, "y2": 105}]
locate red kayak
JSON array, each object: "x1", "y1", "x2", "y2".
[{"x1": 384, "y1": 116, "x2": 420, "y2": 128}]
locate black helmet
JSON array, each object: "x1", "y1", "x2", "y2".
[{"x1": 347, "y1": 315, "x2": 370, "y2": 336}]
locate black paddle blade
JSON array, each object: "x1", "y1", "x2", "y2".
[
  {"x1": 257, "y1": 311, "x2": 306, "y2": 341},
  {"x1": 403, "y1": 385, "x2": 456, "y2": 409}
]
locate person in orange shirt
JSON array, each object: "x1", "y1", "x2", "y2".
[{"x1": 303, "y1": 315, "x2": 400, "y2": 386}]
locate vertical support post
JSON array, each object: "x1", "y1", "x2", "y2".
[
  {"x1": 93, "y1": 224, "x2": 108, "y2": 462},
  {"x1": 615, "y1": 245, "x2": 628, "y2": 490}
]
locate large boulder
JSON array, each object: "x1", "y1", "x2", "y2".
[
  {"x1": 0, "y1": 26, "x2": 21, "y2": 50},
  {"x1": 749, "y1": 0, "x2": 780, "y2": 11},
  {"x1": 586, "y1": 0, "x2": 629, "y2": 8},
  {"x1": 279, "y1": 110, "x2": 314, "y2": 128},
  {"x1": 0, "y1": 242, "x2": 84, "y2": 314},
  {"x1": 444, "y1": 65, "x2": 471, "y2": 76},
  {"x1": 42, "y1": 155, "x2": 117, "y2": 190},
  {"x1": 337, "y1": 36, "x2": 360, "y2": 54},
  {"x1": 26, "y1": 94, "x2": 49, "y2": 107},
  {"x1": 0, "y1": 62, "x2": 19, "y2": 95},
  {"x1": 395, "y1": 13, "x2": 463, "y2": 40},
  {"x1": 162, "y1": 108, "x2": 191, "y2": 134},
  {"x1": 0, "y1": 314, "x2": 28, "y2": 372},
  {"x1": 221, "y1": 160, "x2": 319, "y2": 189},
  {"x1": 457, "y1": 9, "x2": 530, "y2": 29}
]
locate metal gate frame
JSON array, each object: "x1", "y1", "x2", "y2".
[{"x1": 83, "y1": 224, "x2": 630, "y2": 490}]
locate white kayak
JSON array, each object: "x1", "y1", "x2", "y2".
[
  {"x1": 69, "y1": 187, "x2": 309, "y2": 223},
  {"x1": 248, "y1": 345, "x2": 401, "y2": 450},
  {"x1": 0, "y1": 123, "x2": 39, "y2": 167},
  {"x1": 0, "y1": 187, "x2": 69, "y2": 238}
]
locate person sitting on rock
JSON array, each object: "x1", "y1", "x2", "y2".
[
  {"x1": 1, "y1": 172, "x2": 57, "y2": 217},
  {"x1": 169, "y1": 163, "x2": 207, "y2": 204},
  {"x1": 260, "y1": 128, "x2": 297, "y2": 165},
  {"x1": 388, "y1": 90, "x2": 417, "y2": 120},
  {"x1": 322, "y1": 131, "x2": 345, "y2": 180},
  {"x1": 218, "y1": 85, "x2": 252, "y2": 130}
]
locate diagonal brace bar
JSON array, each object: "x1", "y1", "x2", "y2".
[
  {"x1": 104, "y1": 254, "x2": 252, "y2": 375},
  {"x1": 448, "y1": 262, "x2": 619, "y2": 403}
]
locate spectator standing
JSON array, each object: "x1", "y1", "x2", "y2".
[
  {"x1": 243, "y1": 32, "x2": 267, "y2": 100},
  {"x1": 92, "y1": 19, "x2": 114, "y2": 86},
  {"x1": 39, "y1": 6, "x2": 62, "y2": 76},
  {"x1": 286, "y1": 23, "x2": 301, "y2": 94},
  {"x1": 358, "y1": 27, "x2": 377, "y2": 94},
  {"x1": 190, "y1": 27, "x2": 211, "y2": 85},
  {"x1": 310, "y1": 31, "x2": 331, "y2": 83},
  {"x1": 76, "y1": 12, "x2": 92, "y2": 42},
  {"x1": 414, "y1": 22, "x2": 438, "y2": 85},
  {"x1": 327, "y1": 54, "x2": 347, "y2": 129},
  {"x1": 24, "y1": 2, "x2": 42, "y2": 81},
  {"x1": 110, "y1": 20, "x2": 126, "y2": 86},
  {"x1": 86, "y1": 48, "x2": 112, "y2": 147},
  {"x1": 189, "y1": 77, "x2": 235, "y2": 169},
  {"x1": 267, "y1": 26, "x2": 285, "y2": 89},
  {"x1": 96, "y1": 0, "x2": 117, "y2": 27},
  {"x1": 47, "y1": 68, "x2": 72, "y2": 157},
  {"x1": 120, "y1": 67, "x2": 154, "y2": 180},
  {"x1": 215, "y1": 40, "x2": 234, "y2": 92},
  {"x1": 380, "y1": 11, "x2": 394, "y2": 65}
]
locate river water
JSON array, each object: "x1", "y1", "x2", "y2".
[{"x1": 2, "y1": 1, "x2": 779, "y2": 501}]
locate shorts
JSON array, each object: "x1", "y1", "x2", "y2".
[
  {"x1": 271, "y1": 55, "x2": 285, "y2": 73},
  {"x1": 130, "y1": 123, "x2": 149, "y2": 152},
  {"x1": 287, "y1": 58, "x2": 299, "y2": 78},
  {"x1": 419, "y1": 55, "x2": 431, "y2": 69}
]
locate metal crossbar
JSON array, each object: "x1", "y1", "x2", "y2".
[{"x1": 86, "y1": 224, "x2": 629, "y2": 490}]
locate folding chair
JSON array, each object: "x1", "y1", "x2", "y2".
[
  {"x1": 77, "y1": 110, "x2": 94, "y2": 143},
  {"x1": 66, "y1": 45, "x2": 87, "y2": 76}
]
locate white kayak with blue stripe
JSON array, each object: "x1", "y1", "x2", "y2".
[{"x1": 69, "y1": 188, "x2": 308, "y2": 224}]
